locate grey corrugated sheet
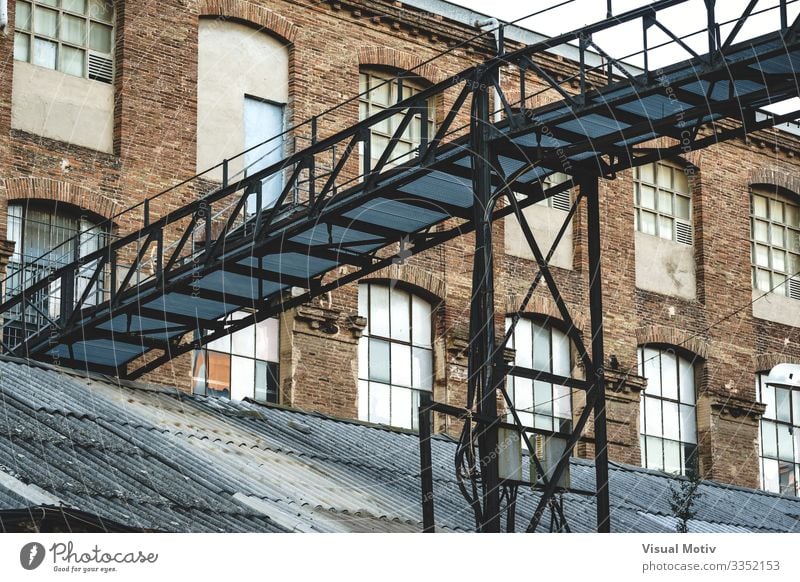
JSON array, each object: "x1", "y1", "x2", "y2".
[{"x1": 1, "y1": 357, "x2": 799, "y2": 533}]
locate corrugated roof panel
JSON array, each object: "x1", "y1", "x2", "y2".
[
  {"x1": 399, "y1": 172, "x2": 473, "y2": 208},
  {"x1": 557, "y1": 113, "x2": 631, "y2": 139},
  {"x1": 343, "y1": 199, "x2": 447, "y2": 232}
]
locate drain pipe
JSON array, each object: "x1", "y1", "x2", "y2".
[
  {"x1": 0, "y1": 0, "x2": 8, "y2": 34},
  {"x1": 475, "y1": 17, "x2": 504, "y2": 123}
]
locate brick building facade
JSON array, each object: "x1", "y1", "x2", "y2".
[{"x1": 0, "y1": 0, "x2": 798, "y2": 497}]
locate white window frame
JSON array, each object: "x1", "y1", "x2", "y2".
[
  {"x1": 357, "y1": 283, "x2": 433, "y2": 430},
  {"x1": 13, "y1": 0, "x2": 115, "y2": 83},
  {"x1": 756, "y1": 372, "x2": 800, "y2": 496},
  {"x1": 634, "y1": 161, "x2": 693, "y2": 245},
  {"x1": 638, "y1": 346, "x2": 699, "y2": 475},
  {"x1": 750, "y1": 187, "x2": 800, "y2": 300}
]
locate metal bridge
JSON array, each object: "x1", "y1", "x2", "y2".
[{"x1": 1, "y1": 0, "x2": 799, "y2": 532}]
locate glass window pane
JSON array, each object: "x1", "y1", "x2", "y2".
[
  {"x1": 389, "y1": 288, "x2": 410, "y2": 342},
  {"x1": 532, "y1": 322, "x2": 551, "y2": 371},
  {"x1": 517, "y1": 411, "x2": 534, "y2": 429},
  {"x1": 64, "y1": 0, "x2": 88, "y2": 14},
  {"x1": 391, "y1": 387, "x2": 413, "y2": 430},
  {"x1": 639, "y1": 211, "x2": 657, "y2": 236},
  {"x1": 206, "y1": 351, "x2": 231, "y2": 397},
  {"x1": 411, "y1": 295, "x2": 431, "y2": 347},
  {"x1": 777, "y1": 423, "x2": 794, "y2": 461},
  {"x1": 255, "y1": 317, "x2": 279, "y2": 362},
  {"x1": 645, "y1": 436, "x2": 664, "y2": 470},
  {"x1": 16, "y1": 2, "x2": 32, "y2": 31},
  {"x1": 778, "y1": 462, "x2": 795, "y2": 495},
  {"x1": 514, "y1": 319, "x2": 532, "y2": 368},
  {"x1": 231, "y1": 322, "x2": 255, "y2": 356},
  {"x1": 207, "y1": 330, "x2": 230, "y2": 353},
  {"x1": 675, "y1": 195, "x2": 690, "y2": 220},
  {"x1": 533, "y1": 380, "x2": 552, "y2": 416},
  {"x1": 763, "y1": 458, "x2": 780, "y2": 493},
  {"x1": 369, "y1": 382, "x2": 391, "y2": 425},
  {"x1": 192, "y1": 351, "x2": 207, "y2": 395},
  {"x1": 753, "y1": 194, "x2": 768, "y2": 218},
  {"x1": 656, "y1": 163, "x2": 672, "y2": 188},
  {"x1": 680, "y1": 404, "x2": 697, "y2": 444},
  {"x1": 533, "y1": 413, "x2": 553, "y2": 431},
  {"x1": 513, "y1": 376, "x2": 533, "y2": 413},
  {"x1": 358, "y1": 336, "x2": 368, "y2": 380},
  {"x1": 679, "y1": 357, "x2": 695, "y2": 404},
  {"x1": 32, "y1": 37, "x2": 57, "y2": 69},
  {"x1": 639, "y1": 185, "x2": 656, "y2": 209},
  {"x1": 553, "y1": 384, "x2": 571, "y2": 420},
  {"x1": 642, "y1": 348, "x2": 662, "y2": 396},
  {"x1": 673, "y1": 169, "x2": 689, "y2": 194},
  {"x1": 34, "y1": 7, "x2": 58, "y2": 37},
  {"x1": 659, "y1": 216, "x2": 674, "y2": 240},
  {"x1": 755, "y1": 268, "x2": 771, "y2": 292},
  {"x1": 754, "y1": 244, "x2": 770, "y2": 267},
  {"x1": 638, "y1": 164, "x2": 654, "y2": 183},
  {"x1": 760, "y1": 377, "x2": 775, "y2": 419},
  {"x1": 776, "y1": 388, "x2": 791, "y2": 423},
  {"x1": 230, "y1": 355, "x2": 254, "y2": 401},
  {"x1": 368, "y1": 338, "x2": 390, "y2": 383},
  {"x1": 390, "y1": 342, "x2": 411, "y2": 387},
  {"x1": 787, "y1": 204, "x2": 799, "y2": 226},
  {"x1": 771, "y1": 224, "x2": 786, "y2": 248},
  {"x1": 660, "y1": 351, "x2": 678, "y2": 400},
  {"x1": 369, "y1": 285, "x2": 390, "y2": 338},
  {"x1": 770, "y1": 199, "x2": 784, "y2": 222},
  {"x1": 358, "y1": 380, "x2": 369, "y2": 421},
  {"x1": 371, "y1": 76, "x2": 391, "y2": 105},
  {"x1": 664, "y1": 439, "x2": 681, "y2": 474},
  {"x1": 551, "y1": 328, "x2": 570, "y2": 376},
  {"x1": 644, "y1": 395, "x2": 662, "y2": 436},
  {"x1": 61, "y1": 14, "x2": 86, "y2": 44},
  {"x1": 662, "y1": 400, "x2": 680, "y2": 441},
  {"x1": 60, "y1": 45, "x2": 85, "y2": 77},
  {"x1": 411, "y1": 347, "x2": 432, "y2": 390},
  {"x1": 658, "y1": 191, "x2": 673, "y2": 215},
  {"x1": 254, "y1": 360, "x2": 268, "y2": 402},
  {"x1": 89, "y1": 0, "x2": 114, "y2": 22},
  {"x1": 89, "y1": 21, "x2": 113, "y2": 53},
  {"x1": 14, "y1": 32, "x2": 30, "y2": 62}
]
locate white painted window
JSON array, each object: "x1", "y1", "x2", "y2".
[
  {"x1": 638, "y1": 347, "x2": 698, "y2": 475},
  {"x1": 192, "y1": 313, "x2": 280, "y2": 404},
  {"x1": 750, "y1": 188, "x2": 800, "y2": 299},
  {"x1": 358, "y1": 283, "x2": 433, "y2": 430},
  {"x1": 634, "y1": 162, "x2": 692, "y2": 245},
  {"x1": 243, "y1": 96, "x2": 285, "y2": 212},
  {"x1": 536, "y1": 172, "x2": 573, "y2": 211},
  {"x1": 358, "y1": 69, "x2": 435, "y2": 171},
  {"x1": 756, "y1": 372, "x2": 799, "y2": 496},
  {"x1": 14, "y1": 0, "x2": 114, "y2": 83},
  {"x1": 505, "y1": 317, "x2": 572, "y2": 433}
]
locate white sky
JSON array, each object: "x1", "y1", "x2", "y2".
[{"x1": 447, "y1": 0, "x2": 800, "y2": 113}]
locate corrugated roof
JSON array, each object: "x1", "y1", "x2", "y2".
[{"x1": 0, "y1": 357, "x2": 798, "y2": 533}]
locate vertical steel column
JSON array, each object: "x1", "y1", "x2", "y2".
[
  {"x1": 470, "y1": 69, "x2": 501, "y2": 533},
  {"x1": 418, "y1": 392, "x2": 435, "y2": 533},
  {"x1": 584, "y1": 176, "x2": 611, "y2": 533}
]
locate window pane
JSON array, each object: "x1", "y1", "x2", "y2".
[
  {"x1": 656, "y1": 163, "x2": 672, "y2": 188},
  {"x1": 206, "y1": 351, "x2": 231, "y2": 397},
  {"x1": 551, "y1": 328, "x2": 570, "y2": 376},
  {"x1": 371, "y1": 76, "x2": 392, "y2": 105},
  {"x1": 533, "y1": 413, "x2": 553, "y2": 431},
  {"x1": 753, "y1": 194, "x2": 768, "y2": 218},
  {"x1": 787, "y1": 204, "x2": 799, "y2": 226},
  {"x1": 754, "y1": 244, "x2": 770, "y2": 267},
  {"x1": 664, "y1": 439, "x2": 681, "y2": 474},
  {"x1": 357, "y1": 336, "x2": 368, "y2": 380},
  {"x1": 776, "y1": 388, "x2": 791, "y2": 423},
  {"x1": 89, "y1": 21, "x2": 113, "y2": 53},
  {"x1": 755, "y1": 268, "x2": 771, "y2": 292},
  {"x1": 411, "y1": 347, "x2": 432, "y2": 390},
  {"x1": 533, "y1": 380, "x2": 552, "y2": 416},
  {"x1": 89, "y1": 0, "x2": 114, "y2": 22},
  {"x1": 34, "y1": 7, "x2": 58, "y2": 37},
  {"x1": 254, "y1": 360, "x2": 268, "y2": 402},
  {"x1": 390, "y1": 342, "x2": 411, "y2": 387},
  {"x1": 639, "y1": 211, "x2": 657, "y2": 236},
  {"x1": 513, "y1": 376, "x2": 533, "y2": 413},
  {"x1": 14, "y1": 32, "x2": 30, "y2": 62},
  {"x1": 532, "y1": 322, "x2": 551, "y2": 371},
  {"x1": 369, "y1": 382, "x2": 391, "y2": 425},
  {"x1": 64, "y1": 0, "x2": 88, "y2": 14},
  {"x1": 675, "y1": 195, "x2": 690, "y2": 220},
  {"x1": 645, "y1": 436, "x2": 664, "y2": 470},
  {"x1": 777, "y1": 423, "x2": 794, "y2": 461},
  {"x1": 32, "y1": 38, "x2": 57, "y2": 69},
  {"x1": 553, "y1": 384, "x2": 571, "y2": 420},
  {"x1": 16, "y1": 2, "x2": 32, "y2": 31},
  {"x1": 660, "y1": 351, "x2": 678, "y2": 401},
  {"x1": 192, "y1": 351, "x2": 207, "y2": 395},
  {"x1": 230, "y1": 355, "x2": 254, "y2": 401},
  {"x1": 673, "y1": 169, "x2": 689, "y2": 194},
  {"x1": 638, "y1": 185, "x2": 656, "y2": 209},
  {"x1": 391, "y1": 386, "x2": 413, "y2": 429},
  {"x1": 255, "y1": 317, "x2": 279, "y2": 362},
  {"x1": 389, "y1": 288, "x2": 410, "y2": 342},
  {"x1": 763, "y1": 458, "x2": 780, "y2": 493},
  {"x1": 644, "y1": 395, "x2": 662, "y2": 436},
  {"x1": 60, "y1": 45, "x2": 85, "y2": 77},
  {"x1": 659, "y1": 216, "x2": 674, "y2": 240},
  {"x1": 231, "y1": 323, "x2": 255, "y2": 357},
  {"x1": 368, "y1": 338, "x2": 391, "y2": 383},
  {"x1": 358, "y1": 380, "x2": 369, "y2": 421},
  {"x1": 663, "y1": 400, "x2": 680, "y2": 441},
  {"x1": 752, "y1": 219, "x2": 769, "y2": 243},
  {"x1": 678, "y1": 357, "x2": 695, "y2": 404},
  {"x1": 638, "y1": 164, "x2": 654, "y2": 183},
  {"x1": 61, "y1": 14, "x2": 86, "y2": 44},
  {"x1": 411, "y1": 295, "x2": 431, "y2": 347},
  {"x1": 779, "y1": 462, "x2": 795, "y2": 495},
  {"x1": 369, "y1": 285, "x2": 390, "y2": 337},
  {"x1": 770, "y1": 199, "x2": 784, "y2": 222},
  {"x1": 642, "y1": 348, "x2": 662, "y2": 395},
  {"x1": 759, "y1": 377, "x2": 775, "y2": 418},
  {"x1": 658, "y1": 191, "x2": 673, "y2": 215},
  {"x1": 680, "y1": 404, "x2": 697, "y2": 444},
  {"x1": 514, "y1": 319, "x2": 533, "y2": 368}
]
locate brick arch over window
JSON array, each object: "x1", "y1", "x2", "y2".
[
  {"x1": 1, "y1": 178, "x2": 118, "y2": 221},
  {"x1": 753, "y1": 353, "x2": 800, "y2": 373},
  {"x1": 357, "y1": 47, "x2": 440, "y2": 85},
  {"x1": 635, "y1": 325, "x2": 709, "y2": 360},
  {"x1": 197, "y1": 0, "x2": 298, "y2": 43},
  {"x1": 749, "y1": 168, "x2": 800, "y2": 198},
  {"x1": 504, "y1": 293, "x2": 588, "y2": 333},
  {"x1": 364, "y1": 264, "x2": 446, "y2": 304},
  {"x1": 635, "y1": 136, "x2": 703, "y2": 169}
]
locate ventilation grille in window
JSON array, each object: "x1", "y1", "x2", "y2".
[
  {"x1": 789, "y1": 276, "x2": 800, "y2": 301},
  {"x1": 551, "y1": 190, "x2": 572, "y2": 212},
  {"x1": 88, "y1": 54, "x2": 114, "y2": 84},
  {"x1": 675, "y1": 219, "x2": 693, "y2": 246}
]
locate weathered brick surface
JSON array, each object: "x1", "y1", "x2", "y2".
[{"x1": 0, "y1": 0, "x2": 798, "y2": 492}]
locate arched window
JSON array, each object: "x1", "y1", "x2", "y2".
[
  {"x1": 638, "y1": 346, "x2": 699, "y2": 475},
  {"x1": 505, "y1": 317, "x2": 572, "y2": 433},
  {"x1": 192, "y1": 312, "x2": 280, "y2": 404},
  {"x1": 358, "y1": 68, "x2": 435, "y2": 170},
  {"x1": 634, "y1": 161, "x2": 692, "y2": 245},
  {"x1": 756, "y1": 368, "x2": 800, "y2": 496},
  {"x1": 357, "y1": 283, "x2": 433, "y2": 429},
  {"x1": 4, "y1": 200, "x2": 107, "y2": 346},
  {"x1": 750, "y1": 187, "x2": 800, "y2": 299}
]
